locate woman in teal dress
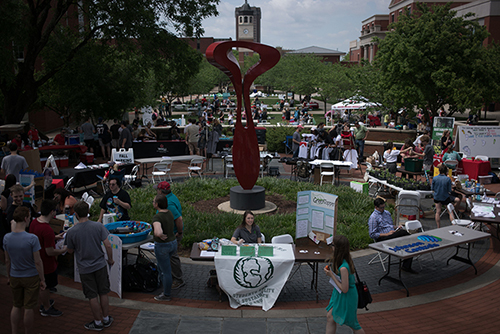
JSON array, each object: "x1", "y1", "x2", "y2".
[{"x1": 324, "y1": 235, "x2": 365, "y2": 334}]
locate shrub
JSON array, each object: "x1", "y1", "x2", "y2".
[
  {"x1": 91, "y1": 178, "x2": 374, "y2": 250},
  {"x1": 266, "y1": 125, "x2": 296, "y2": 152}
]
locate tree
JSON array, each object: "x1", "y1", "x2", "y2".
[
  {"x1": 315, "y1": 63, "x2": 355, "y2": 112},
  {"x1": 0, "y1": 0, "x2": 219, "y2": 124},
  {"x1": 36, "y1": 42, "x2": 149, "y2": 126},
  {"x1": 374, "y1": 3, "x2": 494, "y2": 122}
]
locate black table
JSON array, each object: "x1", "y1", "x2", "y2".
[
  {"x1": 61, "y1": 163, "x2": 135, "y2": 189},
  {"x1": 132, "y1": 140, "x2": 187, "y2": 159}
]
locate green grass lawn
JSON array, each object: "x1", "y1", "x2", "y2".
[{"x1": 90, "y1": 178, "x2": 375, "y2": 250}]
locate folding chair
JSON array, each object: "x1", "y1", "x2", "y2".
[
  {"x1": 271, "y1": 234, "x2": 305, "y2": 291},
  {"x1": 283, "y1": 135, "x2": 293, "y2": 155},
  {"x1": 404, "y1": 220, "x2": 435, "y2": 269},
  {"x1": 368, "y1": 239, "x2": 389, "y2": 271},
  {"x1": 188, "y1": 157, "x2": 204, "y2": 178},
  {"x1": 81, "y1": 192, "x2": 89, "y2": 202},
  {"x1": 123, "y1": 165, "x2": 140, "y2": 189},
  {"x1": 447, "y1": 203, "x2": 473, "y2": 228},
  {"x1": 224, "y1": 155, "x2": 234, "y2": 178},
  {"x1": 86, "y1": 195, "x2": 95, "y2": 207},
  {"x1": 152, "y1": 159, "x2": 173, "y2": 183},
  {"x1": 319, "y1": 161, "x2": 335, "y2": 186}
]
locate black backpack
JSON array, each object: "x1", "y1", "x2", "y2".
[
  {"x1": 122, "y1": 262, "x2": 159, "y2": 292},
  {"x1": 296, "y1": 160, "x2": 310, "y2": 179},
  {"x1": 122, "y1": 265, "x2": 142, "y2": 292}
]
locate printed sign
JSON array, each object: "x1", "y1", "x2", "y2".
[
  {"x1": 111, "y1": 148, "x2": 134, "y2": 163},
  {"x1": 214, "y1": 244, "x2": 294, "y2": 311},
  {"x1": 432, "y1": 117, "x2": 455, "y2": 142},
  {"x1": 296, "y1": 191, "x2": 337, "y2": 241},
  {"x1": 456, "y1": 126, "x2": 500, "y2": 158}
]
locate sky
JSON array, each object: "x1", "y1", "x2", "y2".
[{"x1": 200, "y1": 0, "x2": 390, "y2": 53}]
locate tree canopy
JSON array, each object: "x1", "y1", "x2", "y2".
[
  {"x1": 374, "y1": 3, "x2": 498, "y2": 120},
  {"x1": 0, "y1": 0, "x2": 219, "y2": 123}
]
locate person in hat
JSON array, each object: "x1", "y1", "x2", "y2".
[
  {"x1": 292, "y1": 125, "x2": 304, "y2": 158},
  {"x1": 97, "y1": 178, "x2": 131, "y2": 223},
  {"x1": 154, "y1": 181, "x2": 185, "y2": 289},
  {"x1": 354, "y1": 121, "x2": 369, "y2": 162}
]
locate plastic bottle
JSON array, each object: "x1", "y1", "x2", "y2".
[{"x1": 475, "y1": 182, "x2": 480, "y2": 194}]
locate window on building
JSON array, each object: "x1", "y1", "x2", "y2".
[
  {"x1": 391, "y1": 13, "x2": 394, "y2": 22},
  {"x1": 244, "y1": 16, "x2": 248, "y2": 23},
  {"x1": 240, "y1": 16, "x2": 242, "y2": 23},
  {"x1": 407, "y1": 6, "x2": 411, "y2": 15},
  {"x1": 12, "y1": 42, "x2": 24, "y2": 61},
  {"x1": 250, "y1": 17, "x2": 252, "y2": 23}
]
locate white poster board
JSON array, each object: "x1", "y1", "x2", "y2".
[
  {"x1": 214, "y1": 244, "x2": 294, "y2": 311},
  {"x1": 456, "y1": 126, "x2": 500, "y2": 158},
  {"x1": 296, "y1": 191, "x2": 337, "y2": 241},
  {"x1": 142, "y1": 106, "x2": 154, "y2": 126},
  {"x1": 74, "y1": 234, "x2": 123, "y2": 298},
  {"x1": 111, "y1": 148, "x2": 134, "y2": 164}
]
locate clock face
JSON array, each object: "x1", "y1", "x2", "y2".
[{"x1": 243, "y1": 29, "x2": 249, "y2": 35}]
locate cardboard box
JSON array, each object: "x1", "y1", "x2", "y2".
[
  {"x1": 350, "y1": 181, "x2": 369, "y2": 195},
  {"x1": 49, "y1": 217, "x2": 65, "y2": 234}
]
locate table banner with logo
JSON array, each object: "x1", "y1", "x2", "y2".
[{"x1": 214, "y1": 244, "x2": 294, "y2": 311}]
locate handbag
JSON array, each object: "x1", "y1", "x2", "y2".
[{"x1": 354, "y1": 268, "x2": 372, "y2": 310}]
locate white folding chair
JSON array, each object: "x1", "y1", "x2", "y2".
[
  {"x1": 152, "y1": 158, "x2": 173, "y2": 183},
  {"x1": 405, "y1": 220, "x2": 435, "y2": 269},
  {"x1": 81, "y1": 192, "x2": 89, "y2": 202},
  {"x1": 447, "y1": 203, "x2": 473, "y2": 228},
  {"x1": 260, "y1": 232, "x2": 265, "y2": 243},
  {"x1": 86, "y1": 195, "x2": 95, "y2": 207},
  {"x1": 319, "y1": 161, "x2": 335, "y2": 186},
  {"x1": 271, "y1": 234, "x2": 305, "y2": 290},
  {"x1": 123, "y1": 165, "x2": 139, "y2": 189},
  {"x1": 188, "y1": 157, "x2": 204, "y2": 178},
  {"x1": 395, "y1": 190, "x2": 423, "y2": 225},
  {"x1": 368, "y1": 239, "x2": 389, "y2": 272},
  {"x1": 225, "y1": 155, "x2": 234, "y2": 178}
]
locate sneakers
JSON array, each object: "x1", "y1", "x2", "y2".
[
  {"x1": 41, "y1": 306, "x2": 63, "y2": 317},
  {"x1": 39, "y1": 299, "x2": 55, "y2": 313},
  {"x1": 154, "y1": 293, "x2": 172, "y2": 302},
  {"x1": 84, "y1": 321, "x2": 103, "y2": 331},
  {"x1": 103, "y1": 316, "x2": 114, "y2": 328},
  {"x1": 171, "y1": 280, "x2": 185, "y2": 290}
]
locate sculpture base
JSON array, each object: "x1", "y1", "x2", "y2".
[{"x1": 230, "y1": 185, "x2": 265, "y2": 210}]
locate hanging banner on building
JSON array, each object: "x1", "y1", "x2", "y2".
[
  {"x1": 214, "y1": 244, "x2": 294, "y2": 311},
  {"x1": 296, "y1": 191, "x2": 337, "y2": 242}
]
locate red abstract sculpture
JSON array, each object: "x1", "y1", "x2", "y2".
[{"x1": 206, "y1": 41, "x2": 280, "y2": 190}]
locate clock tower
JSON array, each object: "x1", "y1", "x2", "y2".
[{"x1": 235, "y1": 1, "x2": 261, "y2": 63}]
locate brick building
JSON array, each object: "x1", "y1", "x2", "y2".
[
  {"x1": 286, "y1": 46, "x2": 346, "y2": 64},
  {"x1": 349, "y1": 0, "x2": 498, "y2": 63}
]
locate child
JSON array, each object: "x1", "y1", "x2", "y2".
[{"x1": 324, "y1": 235, "x2": 365, "y2": 334}]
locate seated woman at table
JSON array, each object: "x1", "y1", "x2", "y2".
[
  {"x1": 400, "y1": 138, "x2": 417, "y2": 164},
  {"x1": 53, "y1": 188, "x2": 77, "y2": 215},
  {"x1": 442, "y1": 143, "x2": 461, "y2": 170},
  {"x1": 145, "y1": 122, "x2": 157, "y2": 139},
  {"x1": 231, "y1": 210, "x2": 262, "y2": 245},
  {"x1": 383, "y1": 141, "x2": 400, "y2": 174}
]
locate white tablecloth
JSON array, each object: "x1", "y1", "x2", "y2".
[{"x1": 214, "y1": 243, "x2": 295, "y2": 311}]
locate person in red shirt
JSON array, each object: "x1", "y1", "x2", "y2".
[
  {"x1": 12, "y1": 133, "x2": 23, "y2": 148},
  {"x1": 28, "y1": 123, "x2": 40, "y2": 146},
  {"x1": 29, "y1": 199, "x2": 66, "y2": 317},
  {"x1": 52, "y1": 129, "x2": 67, "y2": 146}
]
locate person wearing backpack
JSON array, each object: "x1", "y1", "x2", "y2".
[{"x1": 324, "y1": 235, "x2": 365, "y2": 334}]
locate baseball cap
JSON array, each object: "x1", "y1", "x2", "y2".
[
  {"x1": 153, "y1": 181, "x2": 170, "y2": 191},
  {"x1": 297, "y1": 124, "x2": 304, "y2": 129}
]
